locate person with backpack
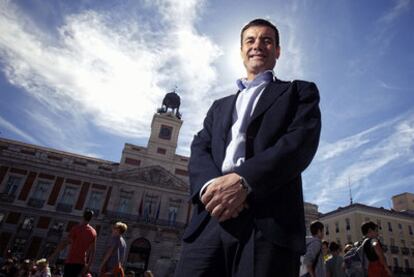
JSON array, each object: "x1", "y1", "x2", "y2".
[
  {"x1": 302, "y1": 221, "x2": 325, "y2": 277},
  {"x1": 360, "y1": 221, "x2": 392, "y2": 277}
]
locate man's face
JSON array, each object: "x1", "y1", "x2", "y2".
[{"x1": 240, "y1": 25, "x2": 280, "y2": 79}]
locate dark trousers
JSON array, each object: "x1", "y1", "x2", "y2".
[
  {"x1": 64, "y1": 263, "x2": 84, "y2": 277},
  {"x1": 175, "y1": 217, "x2": 300, "y2": 277}
]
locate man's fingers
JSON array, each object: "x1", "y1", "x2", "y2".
[
  {"x1": 219, "y1": 208, "x2": 233, "y2": 222},
  {"x1": 211, "y1": 204, "x2": 225, "y2": 218},
  {"x1": 201, "y1": 188, "x2": 215, "y2": 205}
]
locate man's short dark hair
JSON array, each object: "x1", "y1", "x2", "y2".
[
  {"x1": 310, "y1": 220, "x2": 324, "y2": 235},
  {"x1": 240, "y1": 18, "x2": 280, "y2": 47},
  {"x1": 83, "y1": 209, "x2": 94, "y2": 222},
  {"x1": 329, "y1": 241, "x2": 340, "y2": 252},
  {"x1": 361, "y1": 221, "x2": 378, "y2": 236}
]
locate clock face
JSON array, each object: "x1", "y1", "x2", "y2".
[{"x1": 159, "y1": 125, "x2": 173, "y2": 140}]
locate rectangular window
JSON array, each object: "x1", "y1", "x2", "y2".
[
  {"x1": 335, "y1": 222, "x2": 339, "y2": 233},
  {"x1": 88, "y1": 191, "x2": 103, "y2": 210},
  {"x1": 118, "y1": 196, "x2": 131, "y2": 213},
  {"x1": 398, "y1": 223, "x2": 402, "y2": 230},
  {"x1": 345, "y1": 218, "x2": 351, "y2": 231},
  {"x1": 409, "y1": 225, "x2": 413, "y2": 235},
  {"x1": 388, "y1": 222, "x2": 393, "y2": 232},
  {"x1": 325, "y1": 224, "x2": 329, "y2": 235},
  {"x1": 21, "y1": 216, "x2": 35, "y2": 230},
  {"x1": 3, "y1": 176, "x2": 22, "y2": 195},
  {"x1": 32, "y1": 181, "x2": 50, "y2": 200},
  {"x1": 377, "y1": 219, "x2": 382, "y2": 230},
  {"x1": 60, "y1": 186, "x2": 78, "y2": 204}
]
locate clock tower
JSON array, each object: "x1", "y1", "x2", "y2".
[{"x1": 147, "y1": 91, "x2": 183, "y2": 158}]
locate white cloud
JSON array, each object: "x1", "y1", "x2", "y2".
[
  {"x1": 0, "y1": 115, "x2": 40, "y2": 144},
  {"x1": 379, "y1": 0, "x2": 412, "y2": 24},
  {"x1": 0, "y1": 0, "x2": 221, "y2": 153},
  {"x1": 308, "y1": 110, "x2": 414, "y2": 211}
]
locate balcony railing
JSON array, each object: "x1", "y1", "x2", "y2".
[
  {"x1": 0, "y1": 193, "x2": 16, "y2": 203},
  {"x1": 46, "y1": 228, "x2": 64, "y2": 242},
  {"x1": 105, "y1": 211, "x2": 186, "y2": 229},
  {"x1": 401, "y1": 247, "x2": 410, "y2": 255},
  {"x1": 390, "y1": 245, "x2": 399, "y2": 254},
  {"x1": 56, "y1": 202, "x2": 73, "y2": 213},
  {"x1": 27, "y1": 197, "x2": 45, "y2": 208}
]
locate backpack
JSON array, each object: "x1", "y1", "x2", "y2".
[
  {"x1": 343, "y1": 238, "x2": 369, "y2": 277},
  {"x1": 299, "y1": 240, "x2": 322, "y2": 277}
]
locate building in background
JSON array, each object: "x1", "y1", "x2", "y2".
[
  {"x1": 0, "y1": 91, "x2": 190, "y2": 277},
  {"x1": 320, "y1": 202, "x2": 414, "y2": 276},
  {"x1": 393, "y1": 192, "x2": 414, "y2": 214}
]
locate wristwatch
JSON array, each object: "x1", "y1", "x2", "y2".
[{"x1": 239, "y1": 177, "x2": 250, "y2": 193}]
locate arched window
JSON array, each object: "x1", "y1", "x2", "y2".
[{"x1": 126, "y1": 238, "x2": 151, "y2": 275}]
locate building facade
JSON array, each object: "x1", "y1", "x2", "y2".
[
  {"x1": 0, "y1": 92, "x2": 190, "y2": 276},
  {"x1": 320, "y1": 203, "x2": 414, "y2": 275},
  {"x1": 393, "y1": 192, "x2": 414, "y2": 214}
]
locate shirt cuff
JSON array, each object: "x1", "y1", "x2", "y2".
[{"x1": 199, "y1": 178, "x2": 216, "y2": 199}]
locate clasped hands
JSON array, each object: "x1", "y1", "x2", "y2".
[{"x1": 201, "y1": 173, "x2": 248, "y2": 222}]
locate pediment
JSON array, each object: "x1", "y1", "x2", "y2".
[{"x1": 115, "y1": 165, "x2": 188, "y2": 192}]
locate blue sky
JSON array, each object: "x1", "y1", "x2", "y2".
[{"x1": 0, "y1": 0, "x2": 413, "y2": 213}]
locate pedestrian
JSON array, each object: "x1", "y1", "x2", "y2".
[
  {"x1": 48, "y1": 209, "x2": 97, "y2": 277},
  {"x1": 325, "y1": 242, "x2": 346, "y2": 277},
  {"x1": 303, "y1": 221, "x2": 326, "y2": 277},
  {"x1": 143, "y1": 270, "x2": 154, "y2": 277},
  {"x1": 361, "y1": 221, "x2": 392, "y2": 277},
  {"x1": 343, "y1": 244, "x2": 353, "y2": 255},
  {"x1": 33, "y1": 259, "x2": 51, "y2": 277},
  {"x1": 322, "y1": 240, "x2": 331, "y2": 262},
  {"x1": 174, "y1": 17, "x2": 321, "y2": 277},
  {"x1": 99, "y1": 222, "x2": 127, "y2": 277}
]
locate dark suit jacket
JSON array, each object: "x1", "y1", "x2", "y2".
[{"x1": 184, "y1": 79, "x2": 321, "y2": 254}]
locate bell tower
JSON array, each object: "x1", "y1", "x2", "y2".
[{"x1": 147, "y1": 91, "x2": 183, "y2": 158}]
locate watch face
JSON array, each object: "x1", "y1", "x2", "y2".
[{"x1": 159, "y1": 125, "x2": 173, "y2": 140}]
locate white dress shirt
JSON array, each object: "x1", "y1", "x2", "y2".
[{"x1": 199, "y1": 70, "x2": 275, "y2": 197}]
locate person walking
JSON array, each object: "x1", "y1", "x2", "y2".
[
  {"x1": 99, "y1": 222, "x2": 127, "y2": 277},
  {"x1": 48, "y1": 210, "x2": 97, "y2": 277},
  {"x1": 361, "y1": 221, "x2": 392, "y2": 277},
  {"x1": 303, "y1": 221, "x2": 325, "y2": 277}
]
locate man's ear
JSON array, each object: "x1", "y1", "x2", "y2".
[{"x1": 276, "y1": 46, "x2": 281, "y2": 59}]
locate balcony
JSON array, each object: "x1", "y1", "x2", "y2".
[
  {"x1": 105, "y1": 211, "x2": 186, "y2": 230},
  {"x1": 401, "y1": 247, "x2": 410, "y2": 255},
  {"x1": 0, "y1": 193, "x2": 16, "y2": 203},
  {"x1": 56, "y1": 202, "x2": 73, "y2": 213},
  {"x1": 106, "y1": 211, "x2": 139, "y2": 221},
  {"x1": 46, "y1": 228, "x2": 64, "y2": 242},
  {"x1": 390, "y1": 245, "x2": 399, "y2": 254},
  {"x1": 27, "y1": 197, "x2": 45, "y2": 208}
]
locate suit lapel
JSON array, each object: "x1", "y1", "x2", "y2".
[
  {"x1": 247, "y1": 80, "x2": 290, "y2": 126},
  {"x1": 221, "y1": 92, "x2": 239, "y2": 140}
]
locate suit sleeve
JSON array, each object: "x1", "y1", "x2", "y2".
[
  {"x1": 234, "y1": 81, "x2": 321, "y2": 200},
  {"x1": 188, "y1": 100, "x2": 223, "y2": 204}
]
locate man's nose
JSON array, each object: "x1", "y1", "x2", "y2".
[{"x1": 252, "y1": 39, "x2": 263, "y2": 49}]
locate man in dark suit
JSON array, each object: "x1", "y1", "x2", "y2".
[{"x1": 175, "y1": 18, "x2": 321, "y2": 277}]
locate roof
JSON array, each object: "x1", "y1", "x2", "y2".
[{"x1": 320, "y1": 203, "x2": 414, "y2": 220}]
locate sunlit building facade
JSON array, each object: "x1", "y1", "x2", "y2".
[
  {"x1": 0, "y1": 92, "x2": 190, "y2": 276},
  {"x1": 320, "y1": 202, "x2": 414, "y2": 276}
]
